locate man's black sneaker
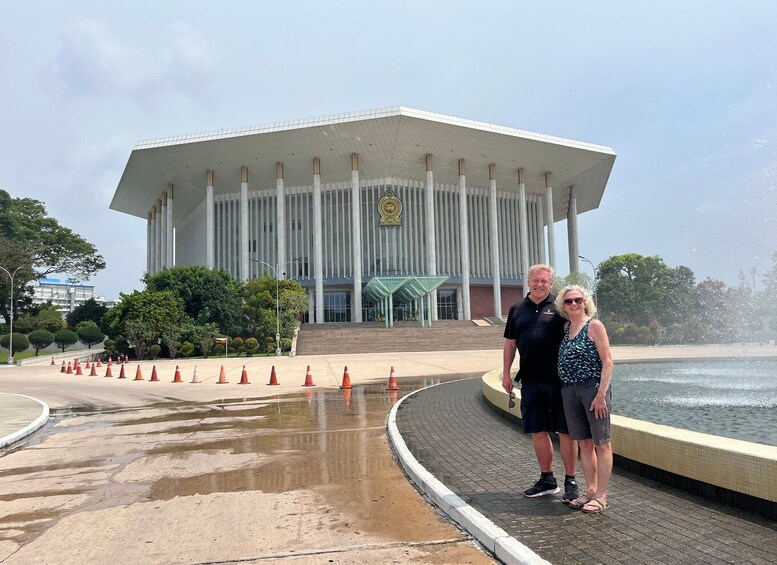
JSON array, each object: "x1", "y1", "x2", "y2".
[
  {"x1": 523, "y1": 476, "x2": 560, "y2": 498},
  {"x1": 562, "y1": 479, "x2": 579, "y2": 504}
]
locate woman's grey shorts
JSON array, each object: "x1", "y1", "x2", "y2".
[{"x1": 561, "y1": 379, "x2": 611, "y2": 445}]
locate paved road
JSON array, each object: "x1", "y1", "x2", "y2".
[{"x1": 395, "y1": 378, "x2": 777, "y2": 565}]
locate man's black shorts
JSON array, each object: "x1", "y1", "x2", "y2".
[{"x1": 519, "y1": 380, "x2": 569, "y2": 435}]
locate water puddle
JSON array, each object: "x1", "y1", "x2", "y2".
[{"x1": 0, "y1": 374, "x2": 484, "y2": 554}]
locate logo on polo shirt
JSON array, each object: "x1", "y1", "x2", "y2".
[{"x1": 543, "y1": 308, "x2": 554, "y2": 315}]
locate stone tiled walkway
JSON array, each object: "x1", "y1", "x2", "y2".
[{"x1": 395, "y1": 378, "x2": 777, "y2": 564}]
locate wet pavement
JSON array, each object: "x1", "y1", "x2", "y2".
[
  {"x1": 0, "y1": 376, "x2": 493, "y2": 564},
  {"x1": 395, "y1": 378, "x2": 777, "y2": 565}
]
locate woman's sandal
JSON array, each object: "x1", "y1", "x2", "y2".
[
  {"x1": 568, "y1": 494, "x2": 592, "y2": 510},
  {"x1": 581, "y1": 497, "x2": 609, "y2": 514}
]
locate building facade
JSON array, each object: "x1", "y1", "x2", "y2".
[
  {"x1": 112, "y1": 107, "x2": 616, "y2": 323},
  {"x1": 31, "y1": 279, "x2": 115, "y2": 316}
]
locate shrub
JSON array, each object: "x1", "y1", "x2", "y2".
[
  {"x1": 179, "y1": 341, "x2": 195, "y2": 358},
  {"x1": 103, "y1": 339, "x2": 117, "y2": 354},
  {"x1": 149, "y1": 344, "x2": 161, "y2": 359},
  {"x1": 280, "y1": 337, "x2": 292, "y2": 352},
  {"x1": 28, "y1": 329, "x2": 55, "y2": 355},
  {"x1": 243, "y1": 337, "x2": 259, "y2": 356},
  {"x1": 213, "y1": 343, "x2": 225, "y2": 356},
  {"x1": 231, "y1": 336, "x2": 244, "y2": 355},
  {"x1": 0, "y1": 333, "x2": 30, "y2": 355},
  {"x1": 637, "y1": 326, "x2": 654, "y2": 345},
  {"x1": 265, "y1": 336, "x2": 276, "y2": 354},
  {"x1": 54, "y1": 329, "x2": 79, "y2": 352},
  {"x1": 76, "y1": 322, "x2": 104, "y2": 349}
]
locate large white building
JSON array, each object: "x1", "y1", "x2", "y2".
[
  {"x1": 111, "y1": 107, "x2": 615, "y2": 323},
  {"x1": 31, "y1": 278, "x2": 114, "y2": 315}
]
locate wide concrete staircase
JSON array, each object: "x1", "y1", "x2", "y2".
[{"x1": 295, "y1": 319, "x2": 505, "y2": 355}]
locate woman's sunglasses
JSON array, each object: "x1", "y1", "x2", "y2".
[{"x1": 563, "y1": 297, "x2": 584, "y2": 305}]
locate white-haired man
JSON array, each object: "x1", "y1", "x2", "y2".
[{"x1": 503, "y1": 264, "x2": 579, "y2": 501}]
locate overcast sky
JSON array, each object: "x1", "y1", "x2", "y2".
[{"x1": 2, "y1": 1, "x2": 776, "y2": 299}]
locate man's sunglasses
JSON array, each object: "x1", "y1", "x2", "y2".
[{"x1": 508, "y1": 391, "x2": 516, "y2": 409}]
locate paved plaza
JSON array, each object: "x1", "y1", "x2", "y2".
[{"x1": 1, "y1": 344, "x2": 776, "y2": 563}]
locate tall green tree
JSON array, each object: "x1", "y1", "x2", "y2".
[
  {"x1": 760, "y1": 252, "x2": 777, "y2": 336},
  {"x1": 243, "y1": 275, "x2": 308, "y2": 342},
  {"x1": 0, "y1": 189, "x2": 106, "y2": 323},
  {"x1": 102, "y1": 290, "x2": 185, "y2": 359},
  {"x1": 66, "y1": 298, "x2": 108, "y2": 330},
  {"x1": 596, "y1": 253, "x2": 695, "y2": 326},
  {"x1": 144, "y1": 266, "x2": 245, "y2": 336}
]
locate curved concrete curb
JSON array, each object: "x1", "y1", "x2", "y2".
[
  {"x1": 387, "y1": 383, "x2": 550, "y2": 565},
  {"x1": 0, "y1": 394, "x2": 49, "y2": 449}
]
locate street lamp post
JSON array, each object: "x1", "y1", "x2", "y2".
[
  {"x1": 578, "y1": 255, "x2": 598, "y2": 309},
  {"x1": 250, "y1": 259, "x2": 296, "y2": 357},
  {"x1": 0, "y1": 265, "x2": 22, "y2": 365}
]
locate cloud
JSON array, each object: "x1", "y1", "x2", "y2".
[{"x1": 50, "y1": 17, "x2": 216, "y2": 102}]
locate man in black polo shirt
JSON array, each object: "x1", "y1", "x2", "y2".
[{"x1": 503, "y1": 264, "x2": 579, "y2": 501}]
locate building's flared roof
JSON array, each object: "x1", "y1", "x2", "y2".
[{"x1": 111, "y1": 106, "x2": 616, "y2": 222}]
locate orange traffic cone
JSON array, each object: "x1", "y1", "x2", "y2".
[
  {"x1": 85, "y1": 359, "x2": 91, "y2": 369},
  {"x1": 267, "y1": 365, "x2": 279, "y2": 385},
  {"x1": 386, "y1": 366, "x2": 399, "y2": 391},
  {"x1": 342, "y1": 388, "x2": 352, "y2": 411},
  {"x1": 76, "y1": 363, "x2": 83, "y2": 376},
  {"x1": 104, "y1": 365, "x2": 113, "y2": 378},
  {"x1": 108, "y1": 358, "x2": 112, "y2": 367},
  {"x1": 51, "y1": 357, "x2": 55, "y2": 366},
  {"x1": 150, "y1": 366, "x2": 159, "y2": 382},
  {"x1": 172, "y1": 365, "x2": 182, "y2": 383},
  {"x1": 238, "y1": 366, "x2": 250, "y2": 385},
  {"x1": 302, "y1": 365, "x2": 316, "y2": 387},
  {"x1": 217, "y1": 365, "x2": 228, "y2": 384},
  {"x1": 118, "y1": 364, "x2": 126, "y2": 379},
  {"x1": 60, "y1": 361, "x2": 66, "y2": 373},
  {"x1": 89, "y1": 364, "x2": 97, "y2": 376},
  {"x1": 66, "y1": 362, "x2": 73, "y2": 374},
  {"x1": 191, "y1": 366, "x2": 201, "y2": 383},
  {"x1": 134, "y1": 365, "x2": 143, "y2": 381},
  {"x1": 97, "y1": 359, "x2": 102, "y2": 368},
  {"x1": 340, "y1": 366, "x2": 352, "y2": 390}
]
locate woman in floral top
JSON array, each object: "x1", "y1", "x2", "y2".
[{"x1": 555, "y1": 285, "x2": 613, "y2": 514}]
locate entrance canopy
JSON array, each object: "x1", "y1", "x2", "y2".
[{"x1": 364, "y1": 275, "x2": 448, "y2": 327}]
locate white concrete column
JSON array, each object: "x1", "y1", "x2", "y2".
[
  {"x1": 159, "y1": 195, "x2": 167, "y2": 269},
  {"x1": 308, "y1": 288, "x2": 315, "y2": 323},
  {"x1": 240, "y1": 166, "x2": 249, "y2": 282},
  {"x1": 166, "y1": 184, "x2": 174, "y2": 268},
  {"x1": 517, "y1": 168, "x2": 530, "y2": 283},
  {"x1": 545, "y1": 173, "x2": 556, "y2": 270},
  {"x1": 155, "y1": 198, "x2": 163, "y2": 273},
  {"x1": 146, "y1": 212, "x2": 152, "y2": 275},
  {"x1": 351, "y1": 153, "x2": 363, "y2": 322},
  {"x1": 458, "y1": 159, "x2": 471, "y2": 320},
  {"x1": 488, "y1": 164, "x2": 502, "y2": 317},
  {"x1": 313, "y1": 158, "x2": 324, "y2": 324},
  {"x1": 537, "y1": 196, "x2": 546, "y2": 264},
  {"x1": 425, "y1": 154, "x2": 438, "y2": 321},
  {"x1": 567, "y1": 185, "x2": 579, "y2": 273},
  {"x1": 206, "y1": 170, "x2": 215, "y2": 269},
  {"x1": 276, "y1": 162, "x2": 286, "y2": 279}
]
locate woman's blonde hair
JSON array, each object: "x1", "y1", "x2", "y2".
[{"x1": 555, "y1": 285, "x2": 597, "y2": 319}]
